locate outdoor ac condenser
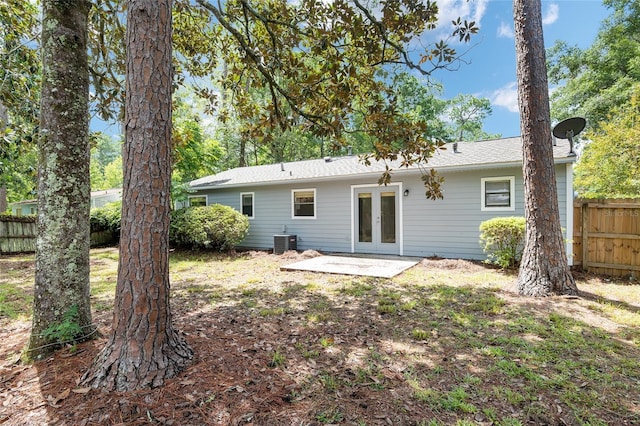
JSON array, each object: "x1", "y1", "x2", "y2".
[{"x1": 274, "y1": 234, "x2": 297, "y2": 254}]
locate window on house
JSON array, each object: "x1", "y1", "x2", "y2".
[
  {"x1": 189, "y1": 196, "x2": 207, "y2": 207},
  {"x1": 481, "y1": 177, "x2": 515, "y2": 211},
  {"x1": 292, "y1": 189, "x2": 316, "y2": 218},
  {"x1": 241, "y1": 192, "x2": 254, "y2": 218}
]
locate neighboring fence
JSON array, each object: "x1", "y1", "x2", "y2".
[
  {"x1": 0, "y1": 215, "x2": 115, "y2": 254},
  {"x1": 573, "y1": 199, "x2": 640, "y2": 277},
  {"x1": 0, "y1": 215, "x2": 37, "y2": 254}
]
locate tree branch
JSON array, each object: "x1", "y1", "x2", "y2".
[{"x1": 196, "y1": 0, "x2": 334, "y2": 132}]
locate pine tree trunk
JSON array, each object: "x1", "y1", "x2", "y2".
[
  {"x1": 82, "y1": 0, "x2": 192, "y2": 391},
  {"x1": 0, "y1": 103, "x2": 7, "y2": 214},
  {"x1": 513, "y1": 0, "x2": 577, "y2": 296},
  {"x1": 27, "y1": 0, "x2": 94, "y2": 360}
]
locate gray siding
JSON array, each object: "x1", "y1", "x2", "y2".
[
  {"x1": 197, "y1": 164, "x2": 570, "y2": 261},
  {"x1": 402, "y1": 168, "x2": 521, "y2": 259},
  {"x1": 206, "y1": 181, "x2": 354, "y2": 252}
]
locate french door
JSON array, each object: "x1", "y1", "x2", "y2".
[{"x1": 354, "y1": 186, "x2": 400, "y2": 255}]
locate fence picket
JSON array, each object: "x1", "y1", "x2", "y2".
[{"x1": 573, "y1": 199, "x2": 640, "y2": 277}]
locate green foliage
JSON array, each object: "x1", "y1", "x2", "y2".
[
  {"x1": 41, "y1": 305, "x2": 84, "y2": 345},
  {"x1": 90, "y1": 201, "x2": 122, "y2": 234},
  {"x1": 169, "y1": 204, "x2": 249, "y2": 251},
  {"x1": 548, "y1": 0, "x2": 640, "y2": 130},
  {"x1": 175, "y1": 0, "x2": 478, "y2": 198},
  {"x1": 90, "y1": 133, "x2": 123, "y2": 190},
  {"x1": 0, "y1": 1, "x2": 40, "y2": 202},
  {"x1": 171, "y1": 91, "x2": 224, "y2": 205},
  {"x1": 574, "y1": 84, "x2": 640, "y2": 198},
  {"x1": 315, "y1": 407, "x2": 344, "y2": 424},
  {"x1": 479, "y1": 217, "x2": 526, "y2": 268},
  {"x1": 268, "y1": 349, "x2": 286, "y2": 368},
  {"x1": 447, "y1": 94, "x2": 501, "y2": 141},
  {"x1": 102, "y1": 156, "x2": 123, "y2": 189}
]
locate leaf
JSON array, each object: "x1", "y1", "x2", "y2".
[
  {"x1": 47, "y1": 388, "x2": 70, "y2": 407},
  {"x1": 72, "y1": 387, "x2": 92, "y2": 394},
  {"x1": 56, "y1": 388, "x2": 71, "y2": 401}
]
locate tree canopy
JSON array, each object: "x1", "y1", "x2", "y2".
[
  {"x1": 547, "y1": 0, "x2": 640, "y2": 129},
  {"x1": 0, "y1": 0, "x2": 40, "y2": 203},
  {"x1": 574, "y1": 84, "x2": 640, "y2": 198},
  {"x1": 2, "y1": 0, "x2": 487, "y2": 202},
  {"x1": 86, "y1": 0, "x2": 479, "y2": 197}
]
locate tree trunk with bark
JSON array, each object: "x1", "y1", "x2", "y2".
[
  {"x1": 513, "y1": 0, "x2": 577, "y2": 296},
  {"x1": 27, "y1": 0, "x2": 94, "y2": 360},
  {"x1": 0, "y1": 102, "x2": 6, "y2": 214},
  {"x1": 82, "y1": 0, "x2": 192, "y2": 391}
]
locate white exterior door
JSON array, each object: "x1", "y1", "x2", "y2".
[{"x1": 353, "y1": 186, "x2": 400, "y2": 255}]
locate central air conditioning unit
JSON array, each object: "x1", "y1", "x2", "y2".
[{"x1": 273, "y1": 234, "x2": 297, "y2": 254}]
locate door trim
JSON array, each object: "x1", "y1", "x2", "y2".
[{"x1": 350, "y1": 183, "x2": 404, "y2": 255}]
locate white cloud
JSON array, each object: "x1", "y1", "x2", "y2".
[
  {"x1": 434, "y1": 0, "x2": 489, "y2": 41},
  {"x1": 497, "y1": 21, "x2": 514, "y2": 38},
  {"x1": 490, "y1": 82, "x2": 520, "y2": 113},
  {"x1": 542, "y1": 3, "x2": 559, "y2": 25}
]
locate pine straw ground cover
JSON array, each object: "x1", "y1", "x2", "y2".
[{"x1": 1, "y1": 248, "x2": 639, "y2": 426}]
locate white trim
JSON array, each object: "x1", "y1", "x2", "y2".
[
  {"x1": 480, "y1": 176, "x2": 515, "y2": 211},
  {"x1": 291, "y1": 188, "x2": 316, "y2": 219},
  {"x1": 565, "y1": 163, "x2": 574, "y2": 266},
  {"x1": 240, "y1": 192, "x2": 255, "y2": 219},
  {"x1": 188, "y1": 195, "x2": 208, "y2": 207},
  {"x1": 350, "y1": 183, "x2": 403, "y2": 255},
  {"x1": 398, "y1": 183, "x2": 404, "y2": 256}
]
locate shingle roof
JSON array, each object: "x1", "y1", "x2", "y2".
[{"x1": 189, "y1": 137, "x2": 576, "y2": 189}]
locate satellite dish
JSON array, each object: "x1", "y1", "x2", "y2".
[{"x1": 552, "y1": 117, "x2": 586, "y2": 156}]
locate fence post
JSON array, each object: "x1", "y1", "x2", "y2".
[{"x1": 581, "y1": 202, "x2": 589, "y2": 272}]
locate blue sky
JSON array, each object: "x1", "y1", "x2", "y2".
[
  {"x1": 94, "y1": 1, "x2": 611, "y2": 140},
  {"x1": 427, "y1": 0, "x2": 609, "y2": 138}
]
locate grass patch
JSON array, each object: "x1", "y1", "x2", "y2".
[
  {"x1": 1, "y1": 249, "x2": 639, "y2": 425},
  {"x1": 0, "y1": 284, "x2": 31, "y2": 320},
  {"x1": 268, "y1": 349, "x2": 286, "y2": 368},
  {"x1": 411, "y1": 328, "x2": 430, "y2": 340},
  {"x1": 259, "y1": 306, "x2": 287, "y2": 316},
  {"x1": 409, "y1": 380, "x2": 477, "y2": 414},
  {"x1": 316, "y1": 407, "x2": 343, "y2": 424}
]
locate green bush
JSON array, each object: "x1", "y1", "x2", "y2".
[
  {"x1": 90, "y1": 201, "x2": 122, "y2": 234},
  {"x1": 170, "y1": 204, "x2": 249, "y2": 251},
  {"x1": 479, "y1": 216, "x2": 526, "y2": 268}
]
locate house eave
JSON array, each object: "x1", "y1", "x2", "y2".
[{"x1": 189, "y1": 157, "x2": 574, "y2": 191}]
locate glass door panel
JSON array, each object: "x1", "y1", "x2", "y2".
[
  {"x1": 380, "y1": 191, "x2": 396, "y2": 243},
  {"x1": 358, "y1": 193, "x2": 372, "y2": 243}
]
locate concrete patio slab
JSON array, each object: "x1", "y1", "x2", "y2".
[{"x1": 282, "y1": 255, "x2": 419, "y2": 278}]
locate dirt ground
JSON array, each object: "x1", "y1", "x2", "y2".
[{"x1": 0, "y1": 249, "x2": 638, "y2": 425}]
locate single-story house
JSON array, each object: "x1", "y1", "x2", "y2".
[
  {"x1": 10, "y1": 188, "x2": 122, "y2": 216},
  {"x1": 187, "y1": 137, "x2": 576, "y2": 264}
]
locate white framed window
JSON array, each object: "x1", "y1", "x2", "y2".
[
  {"x1": 481, "y1": 176, "x2": 515, "y2": 211},
  {"x1": 188, "y1": 195, "x2": 207, "y2": 207},
  {"x1": 292, "y1": 188, "x2": 316, "y2": 219},
  {"x1": 240, "y1": 192, "x2": 254, "y2": 219}
]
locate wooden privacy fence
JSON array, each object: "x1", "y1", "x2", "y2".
[
  {"x1": 573, "y1": 199, "x2": 640, "y2": 277},
  {"x1": 0, "y1": 215, "x2": 115, "y2": 254},
  {"x1": 0, "y1": 215, "x2": 37, "y2": 254}
]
